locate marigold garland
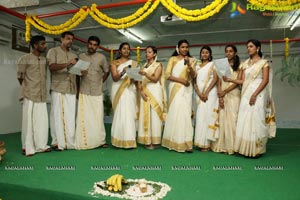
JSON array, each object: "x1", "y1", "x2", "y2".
[
  {"x1": 110, "y1": 49, "x2": 114, "y2": 63},
  {"x1": 285, "y1": 37, "x2": 289, "y2": 59},
  {"x1": 160, "y1": 0, "x2": 229, "y2": 21},
  {"x1": 24, "y1": 0, "x2": 298, "y2": 42},
  {"x1": 248, "y1": 0, "x2": 300, "y2": 11},
  {"x1": 136, "y1": 46, "x2": 141, "y2": 64},
  {"x1": 89, "y1": 0, "x2": 159, "y2": 29}
]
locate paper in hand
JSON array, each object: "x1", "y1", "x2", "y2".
[
  {"x1": 214, "y1": 58, "x2": 232, "y2": 79},
  {"x1": 126, "y1": 68, "x2": 143, "y2": 81},
  {"x1": 68, "y1": 59, "x2": 90, "y2": 75}
]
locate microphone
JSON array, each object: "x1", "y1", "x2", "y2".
[
  {"x1": 184, "y1": 58, "x2": 188, "y2": 65},
  {"x1": 128, "y1": 65, "x2": 132, "y2": 68}
]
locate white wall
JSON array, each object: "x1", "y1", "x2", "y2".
[
  {"x1": 0, "y1": 45, "x2": 24, "y2": 134},
  {"x1": 0, "y1": 38, "x2": 299, "y2": 134}
]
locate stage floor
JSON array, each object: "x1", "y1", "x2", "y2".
[{"x1": 0, "y1": 126, "x2": 300, "y2": 200}]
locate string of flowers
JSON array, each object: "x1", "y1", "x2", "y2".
[
  {"x1": 89, "y1": 0, "x2": 160, "y2": 29},
  {"x1": 110, "y1": 49, "x2": 114, "y2": 63},
  {"x1": 247, "y1": 0, "x2": 300, "y2": 11},
  {"x1": 285, "y1": 37, "x2": 289, "y2": 59},
  {"x1": 25, "y1": 7, "x2": 89, "y2": 42},
  {"x1": 160, "y1": 0, "x2": 229, "y2": 21},
  {"x1": 270, "y1": 40, "x2": 272, "y2": 62},
  {"x1": 90, "y1": 1, "x2": 151, "y2": 25},
  {"x1": 136, "y1": 46, "x2": 141, "y2": 64},
  {"x1": 24, "y1": 0, "x2": 229, "y2": 40}
]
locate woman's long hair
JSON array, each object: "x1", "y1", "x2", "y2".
[
  {"x1": 171, "y1": 39, "x2": 192, "y2": 57},
  {"x1": 225, "y1": 44, "x2": 240, "y2": 71},
  {"x1": 200, "y1": 46, "x2": 213, "y2": 62},
  {"x1": 247, "y1": 39, "x2": 263, "y2": 57},
  {"x1": 116, "y1": 42, "x2": 130, "y2": 59}
]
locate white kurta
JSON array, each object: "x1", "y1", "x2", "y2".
[
  {"x1": 111, "y1": 60, "x2": 137, "y2": 148},
  {"x1": 162, "y1": 59, "x2": 194, "y2": 152},
  {"x1": 22, "y1": 98, "x2": 49, "y2": 155},
  {"x1": 50, "y1": 91, "x2": 76, "y2": 150},
  {"x1": 75, "y1": 94, "x2": 106, "y2": 149},
  {"x1": 234, "y1": 59, "x2": 270, "y2": 157},
  {"x1": 194, "y1": 62, "x2": 219, "y2": 149}
]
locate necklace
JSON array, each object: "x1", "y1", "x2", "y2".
[{"x1": 249, "y1": 58, "x2": 260, "y2": 65}]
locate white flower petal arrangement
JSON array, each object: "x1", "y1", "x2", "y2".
[{"x1": 89, "y1": 178, "x2": 171, "y2": 200}]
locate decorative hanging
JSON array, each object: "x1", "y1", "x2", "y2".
[
  {"x1": 24, "y1": 0, "x2": 232, "y2": 42},
  {"x1": 136, "y1": 46, "x2": 141, "y2": 65},
  {"x1": 285, "y1": 37, "x2": 289, "y2": 59},
  {"x1": 110, "y1": 49, "x2": 114, "y2": 63}
]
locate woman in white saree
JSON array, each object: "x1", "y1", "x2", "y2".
[
  {"x1": 223, "y1": 39, "x2": 276, "y2": 157},
  {"x1": 194, "y1": 46, "x2": 219, "y2": 151},
  {"x1": 162, "y1": 39, "x2": 197, "y2": 153},
  {"x1": 110, "y1": 42, "x2": 138, "y2": 148},
  {"x1": 138, "y1": 46, "x2": 166, "y2": 149},
  {"x1": 212, "y1": 45, "x2": 241, "y2": 154}
]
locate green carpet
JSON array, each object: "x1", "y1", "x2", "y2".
[{"x1": 0, "y1": 126, "x2": 299, "y2": 200}]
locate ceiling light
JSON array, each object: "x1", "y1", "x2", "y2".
[{"x1": 117, "y1": 29, "x2": 143, "y2": 44}]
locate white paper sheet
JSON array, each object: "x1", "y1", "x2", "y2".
[
  {"x1": 68, "y1": 59, "x2": 90, "y2": 75},
  {"x1": 126, "y1": 68, "x2": 143, "y2": 81},
  {"x1": 214, "y1": 58, "x2": 232, "y2": 79}
]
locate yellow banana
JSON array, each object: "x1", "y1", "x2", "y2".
[
  {"x1": 110, "y1": 174, "x2": 119, "y2": 188},
  {"x1": 113, "y1": 184, "x2": 119, "y2": 192},
  {"x1": 108, "y1": 186, "x2": 113, "y2": 191},
  {"x1": 116, "y1": 175, "x2": 123, "y2": 191},
  {"x1": 106, "y1": 176, "x2": 113, "y2": 185}
]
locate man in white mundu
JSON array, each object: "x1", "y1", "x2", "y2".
[
  {"x1": 75, "y1": 36, "x2": 109, "y2": 149},
  {"x1": 17, "y1": 35, "x2": 50, "y2": 156},
  {"x1": 47, "y1": 31, "x2": 78, "y2": 151}
]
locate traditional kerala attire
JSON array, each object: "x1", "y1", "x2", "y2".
[
  {"x1": 75, "y1": 52, "x2": 109, "y2": 150},
  {"x1": 194, "y1": 62, "x2": 219, "y2": 149},
  {"x1": 211, "y1": 67, "x2": 240, "y2": 154},
  {"x1": 234, "y1": 58, "x2": 276, "y2": 157},
  {"x1": 47, "y1": 46, "x2": 78, "y2": 150},
  {"x1": 162, "y1": 57, "x2": 196, "y2": 152},
  {"x1": 138, "y1": 62, "x2": 166, "y2": 145},
  {"x1": 111, "y1": 59, "x2": 138, "y2": 148},
  {"x1": 17, "y1": 53, "x2": 49, "y2": 156}
]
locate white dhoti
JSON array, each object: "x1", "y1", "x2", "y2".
[
  {"x1": 22, "y1": 98, "x2": 49, "y2": 155},
  {"x1": 75, "y1": 93, "x2": 106, "y2": 149},
  {"x1": 50, "y1": 91, "x2": 76, "y2": 150}
]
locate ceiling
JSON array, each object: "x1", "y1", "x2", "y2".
[{"x1": 1, "y1": 0, "x2": 300, "y2": 50}]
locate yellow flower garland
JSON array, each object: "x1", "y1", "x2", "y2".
[
  {"x1": 25, "y1": 7, "x2": 89, "y2": 42},
  {"x1": 90, "y1": 1, "x2": 152, "y2": 25},
  {"x1": 24, "y1": 0, "x2": 298, "y2": 42},
  {"x1": 248, "y1": 0, "x2": 300, "y2": 11},
  {"x1": 137, "y1": 46, "x2": 141, "y2": 64},
  {"x1": 160, "y1": 0, "x2": 229, "y2": 21},
  {"x1": 110, "y1": 49, "x2": 114, "y2": 63},
  {"x1": 285, "y1": 37, "x2": 289, "y2": 59},
  {"x1": 89, "y1": 0, "x2": 160, "y2": 29}
]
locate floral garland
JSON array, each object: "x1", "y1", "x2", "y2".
[
  {"x1": 89, "y1": 0, "x2": 159, "y2": 29},
  {"x1": 160, "y1": 0, "x2": 229, "y2": 21},
  {"x1": 24, "y1": 0, "x2": 231, "y2": 41},
  {"x1": 136, "y1": 46, "x2": 141, "y2": 64},
  {"x1": 285, "y1": 37, "x2": 289, "y2": 59},
  {"x1": 270, "y1": 40, "x2": 272, "y2": 62},
  {"x1": 110, "y1": 49, "x2": 114, "y2": 63},
  {"x1": 247, "y1": 0, "x2": 300, "y2": 11},
  {"x1": 25, "y1": 7, "x2": 89, "y2": 42}
]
